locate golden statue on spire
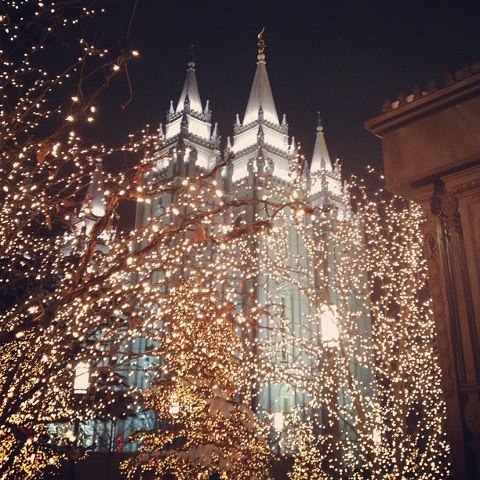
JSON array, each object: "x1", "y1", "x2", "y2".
[{"x1": 258, "y1": 27, "x2": 265, "y2": 55}]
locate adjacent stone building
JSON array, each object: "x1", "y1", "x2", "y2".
[{"x1": 366, "y1": 63, "x2": 480, "y2": 479}]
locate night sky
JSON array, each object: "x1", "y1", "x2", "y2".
[{"x1": 98, "y1": 0, "x2": 480, "y2": 178}]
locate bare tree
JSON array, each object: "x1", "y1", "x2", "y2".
[
  {"x1": 267, "y1": 182, "x2": 451, "y2": 479},
  {"x1": 0, "y1": 2, "x2": 266, "y2": 477},
  {"x1": 121, "y1": 272, "x2": 273, "y2": 480}
]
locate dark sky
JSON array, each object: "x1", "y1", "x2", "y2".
[{"x1": 99, "y1": 0, "x2": 480, "y2": 178}]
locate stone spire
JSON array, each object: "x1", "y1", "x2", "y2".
[
  {"x1": 85, "y1": 160, "x2": 105, "y2": 217},
  {"x1": 176, "y1": 55, "x2": 202, "y2": 114},
  {"x1": 162, "y1": 54, "x2": 219, "y2": 170},
  {"x1": 243, "y1": 28, "x2": 279, "y2": 125},
  {"x1": 310, "y1": 112, "x2": 333, "y2": 172},
  {"x1": 61, "y1": 160, "x2": 110, "y2": 256},
  {"x1": 230, "y1": 31, "x2": 290, "y2": 182},
  {"x1": 164, "y1": 54, "x2": 214, "y2": 144}
]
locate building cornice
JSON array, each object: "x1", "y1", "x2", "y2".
[{"x1": 365, "y1": 66, "x2": 480, "y2": 137}]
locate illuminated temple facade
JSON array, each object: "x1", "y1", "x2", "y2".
[
  {"x1": 73, "y1": 36, "x2": 370, "y2": 451},
  {"x1": 132, "y1": 41, "x2": 354, "y2": 419}
]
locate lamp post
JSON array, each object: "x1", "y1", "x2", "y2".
[
  {"x1": 273, "y1": 411, "x2": 284, "y2": 455},
  {"x1": 320, "y1": 305, "x2": 341, "y2": 478},
  {"x1": 320, "y1": 304, "x2": 339, "y2": 348},
  {"x1": 70, "y1": 362, "x2": 90, "y2": 480}
]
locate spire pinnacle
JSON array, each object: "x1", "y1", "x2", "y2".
[
  {"x1": 85, "y1": 160, "x2": 105, "y2": 217},
  {"x1": 258, "y1": 27, "x2": 266, "y2": 60},
  {"x1": 317, "y1": 111, "x2": 324, "y2": 132},
  {"x1": 176, "y1": 55, "x2": 202, "y2": 113},
  {"x1": 212, "y1": 122, "x2": 218, "y2": 139},
  {"x1": 189, "y1": 44, "x2": 195, "y2": 68},
  {"x1": 243, "y1": 29, "x2": 279, "y2": 125},
  {"x1": 311, "y1": 115, "x2": 332, "y2": 172}
]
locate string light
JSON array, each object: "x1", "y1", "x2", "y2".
[
  {"x1": 0, "y1": 2, "x2": 449, "y2": 479},
  {"x1": 119, "y1": 157, "x2": 450, "y2": 479},
  {"x1": 0, "y1": 1, "x2": 146, "y2": 477}
]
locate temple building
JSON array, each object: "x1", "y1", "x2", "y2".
[
  {"x1": 74, "y1": 33, "x2": 370, "y2": 458},
  {"x1": 133, "y1": 31, "x2": 357, "y2": 420}
]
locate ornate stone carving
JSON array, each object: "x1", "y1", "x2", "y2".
[
  {"x1": 440, "y1": 192, "x2": 458, "y2": 218},
  {"x1": 465, "y1": 396, "x2": 480, "y2": 434},
  {"x1": 421, "y1": 206, "x2": 456, "y2": 399},
  {"x1": 449, "y1": 177, "x2": 480, "y2": 195},
  {"x1": 439, "y1": 192, "x2": 461, "y2": 234}
]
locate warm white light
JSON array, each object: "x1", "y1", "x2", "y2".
[
  {"x1": 320, "y1": 304, "x2": 339, "y2": 346},
  {"x1": 273, "y1": 411, "x2": 284, "y2": 432},
  {"x1": 73, "y1": 362, "x2": 90, "y2": 393},
  {"x1": 169, "y1": 396, "x2": 180, "y2": 416}
]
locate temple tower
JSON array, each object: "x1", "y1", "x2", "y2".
[
  {"x1": 135, "y1": 59, "x2": 220, "y2": 230},
  {"x1": 227, "y1": 31, "x2": 351, "y2": 417}
]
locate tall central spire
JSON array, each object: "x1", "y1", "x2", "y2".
[
  {"x1": 231, "y1": 30, "x2": 291, "y2": 182},
  {"x1": 243, "y1": 28, "x2": 279, "y2": 126}
]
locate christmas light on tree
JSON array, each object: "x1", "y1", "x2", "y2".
[
  {"x1": 122, "y1": 275, "x2": 273, "y2": 479},
  {"x1": 0, "y1": 3, "x2": 451, "y2": 479},
  {"x1": 274, "y1": 180, "x2": 451, "y2": 479}
]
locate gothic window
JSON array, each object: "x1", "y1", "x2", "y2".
[{"x1": 153, "y1": 204, "x2": 165, "y2": 218}]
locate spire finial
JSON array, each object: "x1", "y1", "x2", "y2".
[
  {"x1": 317, "y1": 111, "x2": 323, "y2": 132},
  {"x1": 257, "y1": 27, "x2": 266, "y2": 61},
  {"x1": 188, "y1": 44, "x2": 195, "y2": 68}
]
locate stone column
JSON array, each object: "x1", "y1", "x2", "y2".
[{"x1": 415, "y1": 179, "x2": 480, "y2": 478}]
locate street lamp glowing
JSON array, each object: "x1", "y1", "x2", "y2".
[
  {"x1": 73, "y1": 362, "x2": 90, "y2": 393},
  {"x1": 169, "y1": 394, "x2": 180, "y2": 415},
  {"x1": 320, "y1": 304, "x2": 339, "y2": 346},
  {"x1": 273, "y1": 411, "x2": 284, "y2": 432}
]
